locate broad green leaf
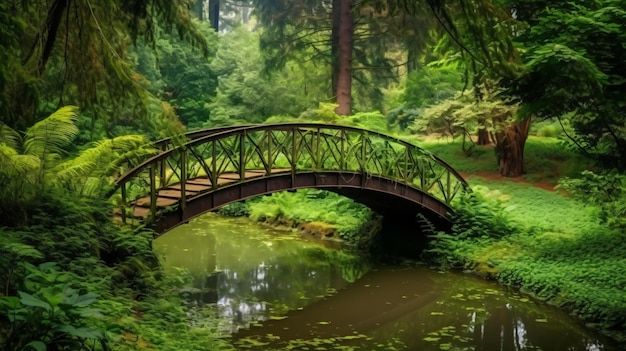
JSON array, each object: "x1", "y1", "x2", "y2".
[
  {"x1": 73, "y1": 292, "x2": 99, "y2": 307},
  {"x1": 0, "y1": 296, "x2": 21, "y2": 310},
  {"x1": 24, "y1": 340, "x2": 46, "y2": 351},
  {"x1": 56, "y1": 325, "x2": 103, "y2": 339},
  {"x1": 18, "y1": 292, "x2": 51, "y2": 311}
]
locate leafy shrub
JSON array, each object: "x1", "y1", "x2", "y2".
[
  {"x1": 558, "y1": 170, "x2": 626, "y2": 229},
  {"x1": 446, "y1": 192, "x2": 517, "y2": 240},
  {"x1": 218, "y1": 201, "x2": 250, "y2": 217},
  {"x1": 425, "y1": 191, "x2": 519, "y2": 270},
  {"x1": 386, "y1": 105, "x2": 422, "y2": 130},
  {"x1": 530, "y1": 120, "x2": 565, "y2": 138},
  {"x1": 341, "y1": 111, "x2": 390, "y2": 133},
  {"x1": 0, "y1": 262, "x2": 108, "y2": 351}
]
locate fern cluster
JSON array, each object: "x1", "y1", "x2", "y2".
[{"x1": 0, "y1": 107, "x2": 155, "y2": 226}]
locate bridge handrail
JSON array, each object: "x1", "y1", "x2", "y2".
[
  {"x1": 111, "y1": 123, "x2": 468, "y2": 195},
  {"x1": 152, "y1": 124, "x2": 261, "y2": 149},
  {"x1": 109, "y1": 123, "x2": 470, "y2": 228}
]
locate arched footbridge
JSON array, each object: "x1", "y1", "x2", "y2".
[{"x1": 109, "y1": 124, "x2": 469, "y2": 236}]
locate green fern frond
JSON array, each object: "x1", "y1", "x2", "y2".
[
  {"x1": 0, "y1": 144, "x2": 41, "y2": 176},
  {"x1": 24, "y1": 106, "x2": 79, "y2": 160},
  {"x1": 79, "y1": 177, "x2": 109, "y2": 197},
  {"x1": 0, "y1": 123, "x2": 22, "y2": 151},
  {"x1": 51, "y1": 134, "x2": 153, "y2": 194}
]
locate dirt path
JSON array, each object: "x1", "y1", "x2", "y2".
[{"x1": 460, "y1": 170, "x2": 557, "y2": 192}]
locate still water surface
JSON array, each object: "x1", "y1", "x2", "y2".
[{"x1": 154, "y1": 213, "x2": 619, "y2": 351}]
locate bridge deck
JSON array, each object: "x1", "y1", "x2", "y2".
[{"x1": 118, "y1": 169, "x2": 291, "y2": 220}]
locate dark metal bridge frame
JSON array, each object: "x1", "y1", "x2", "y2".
[{"x1": 110, "y1": 123, "x2": 469, "y2": 235}]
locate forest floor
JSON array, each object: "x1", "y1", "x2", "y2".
[{"x1": 462, "y1": 170, "x2": 558, "y2": 192}]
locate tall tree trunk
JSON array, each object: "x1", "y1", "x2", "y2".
[
  {"x1": 334, "y1": 0, "x2": 353, "y2": 116},
  {"x1": 209, "y1": 0, "x2": 219, "y2": 32},
  {"x1": 331, "y1": 0, "x2": 341, "y2": 100},
  {"x1": 33, "y1": 0, "x2": 69, "y2": 74},
  {"x1": 477, "y1": 128, "x2": 491, "y2": 145},
  {"x1": 193, "y1": 0, "x2": 205, "y2": 20},
  {"x1": 241, "y1": 4, "x2": 250, "y2": 25},
  {"x1": 494, "y1": 117, "x2": 531, "y2": 177},
  {"x1": 407, "y1": 47, "x2": 418, "y2": 74}
]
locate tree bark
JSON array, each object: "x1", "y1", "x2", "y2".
[
  {"x1": 241, "y1": 4, "x2": 250, "y2": 25},
  {"x1": 331, "y1": 0, "x2": 341, "y2": 99},
  {"x1": 494, "y1": 117, "x2": 531, "y2": 177},
  {"x1": 407, "y1": 47, "x2": 418, "y2": 74},
  {"x1": 477, "y1": 128, "x2": 491, "y2": 145},
  {"x1": 36, "y1": 0, "x2": 69, "y2": 74},
  {"x1": 209, "y1": 0, "x2": 219, "y2": 32},
  {"x1": 193, "y1": 0, "x2": 205, "y2": 20},
  {"x1": 334, "y1": 0, "x2": 353, "y2": 116}
]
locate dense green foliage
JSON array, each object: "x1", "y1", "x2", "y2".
[
  {"x1": 0, "y1": 107, "x2": 154, "y2": 226},
  {"x1": 507, "y1": 0, "x2": 626, "y2": 169},
  {"x1": 1, "y1": 0, "x2": 208, "y2": 136},
  {"x1": 0, "y1": 191, "x2": 231, "y2": 350},
  {"x1": 208, "y1": 27, "x2": 329, "y2": 125},
  {"x1": 558, "y1": 171, "x2": 626, "y2": 230},
  {"x1": 134, "y1": 21, "x2": 219, "y2": 130}
]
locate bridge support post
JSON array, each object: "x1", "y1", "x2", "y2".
[
  {"x1": 149, "y1": 166, "x2": 157, "y2": 219},
  {"x1": 265, "y1": 129, "x2": 272, "y2": 174},
  {"x1": 360, "y1": 131, "x2": 367, "y2": 188},
  {"x1": 159, "y1": 143, "x2": 167, "y2": 188},
  {"x1": 180, "y1": 149, "x2": 187, "y2": 212},
  {"x1": 120, "y1": 183, "x2": 127, "y2": 224},
  {"x1": 239, "y1": 132, "x2": 245, "y2": 181},
  {"x1": 291, "y1": 129, "x2": 297, "y2": 188}
]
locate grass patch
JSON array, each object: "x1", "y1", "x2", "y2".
[
  {"x1": 467, "y1": 178, "x2": 600, "y2": 234},
  {"x1": 417, "y1": 135, "x2": 593, "y2": 182},
  {"x1": 417, "y1": 138, "x2": 497, "y2": 174}
]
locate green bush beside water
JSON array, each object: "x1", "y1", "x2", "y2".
[
  {"x1": 220, "y1": 189, "x2": 381, "y2": 249},
  {"x1": 0, "y1": 192, "x2": 231, "y2": 350}
]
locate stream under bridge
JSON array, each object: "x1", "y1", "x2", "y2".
[{"x1": 109, "y1": 123, "x2": 469, "y2": 236}]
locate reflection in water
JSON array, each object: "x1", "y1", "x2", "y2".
[
  {"x1": 233, "y1": 266, "x2": 619, "y2": 351},
  {"x1": 155, "y1": 213, "x2": 620, "y2": 351},
  {"x1": 154, "y1": 213, "x2": 368, "y2": 333}
]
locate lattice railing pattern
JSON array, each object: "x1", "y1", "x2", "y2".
[{"x1": 110, "y1": 124, "x2": 468, "y2": 223}]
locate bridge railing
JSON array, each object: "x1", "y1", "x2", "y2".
[{"x1": 109, "y1": 124, "x2": 468, "y2": 223}]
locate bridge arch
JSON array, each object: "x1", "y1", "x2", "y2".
[{"x1": 109, "y1": 124, "x2": 469, "y2": 236}]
